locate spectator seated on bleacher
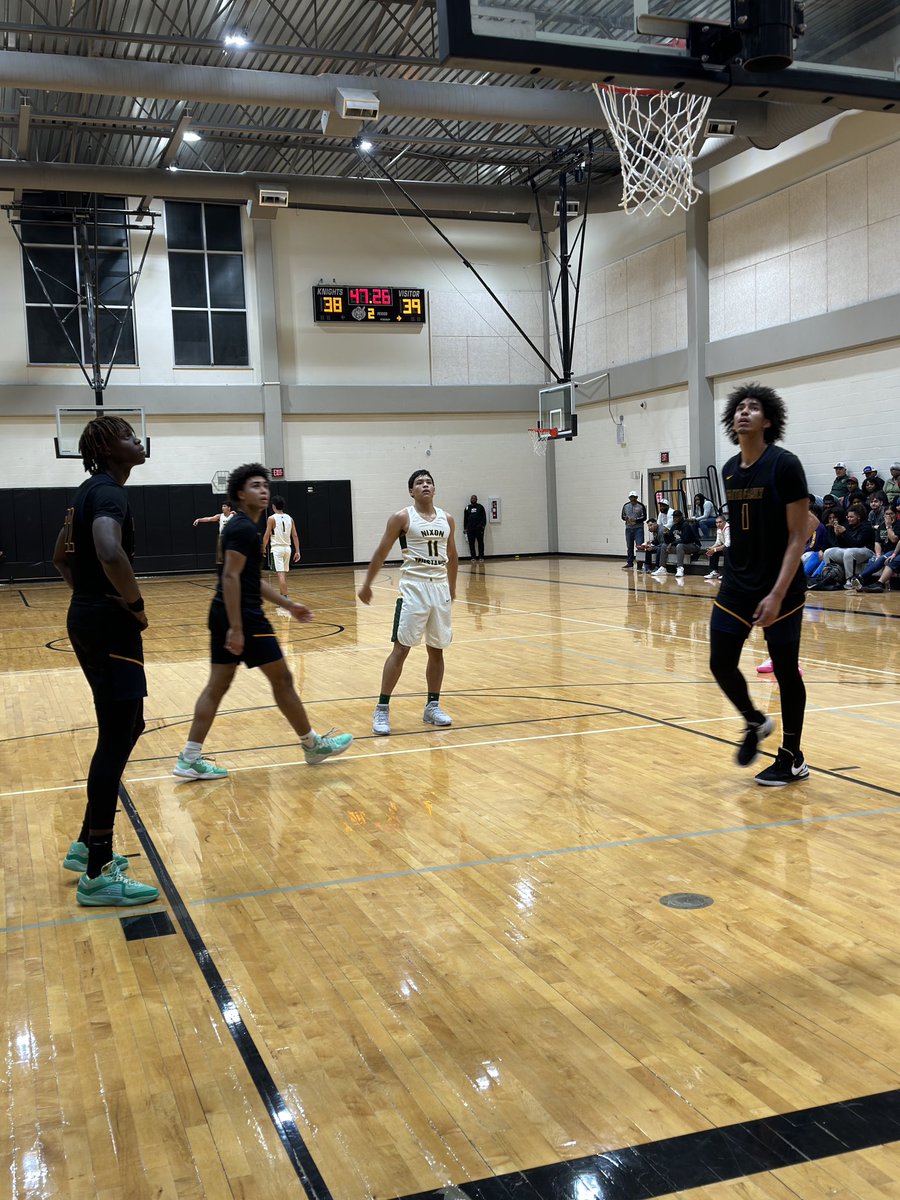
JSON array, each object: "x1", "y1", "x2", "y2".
[
  {"x1": 692, "y1": 493, "x2": 717, "y2": 540},
  {"x1": 851, "y1": 510, "x2": 899, "y2": 590},
  {"x1": 652, "y1": 510, "x2": 702, "y2": 578},
  {"x1": 830, "y1": 462, "x2": 851, "y2": 499},
  {"x1": 862, "y1": 466, "x2": 885, "y2": 492},
  {"x1": 840, "y1": 476, "x2": 866, "y2": 511},
  {"x1": 702, "y1": 515, "x2": 729, "y2": 581},
  {"x1": 810, "y1": 504, "x2": 875, "y2": 588},
  {"x1": 866, "y1": 492, "x2": 888, "y2": 527},
  {"x1": 639, "y1": 519, "x2": 674, "y2": 573},
  {"x1": 884, "y1": 463, "x2": 900, "y2": 506}
]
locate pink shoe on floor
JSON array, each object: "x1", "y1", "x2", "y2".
[{"x1": 757, "y1": 658, "x2": 803, "y2": 676}]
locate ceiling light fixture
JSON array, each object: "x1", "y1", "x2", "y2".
[
  {"x1": 224, "y1": 32, "x2": 248, "y2": 47},
  {"x1": 182, "y1": 131, "x2": 202, "y2": 143}
]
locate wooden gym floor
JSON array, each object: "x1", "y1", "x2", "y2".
[{"x1": 2, "y1": 558, "x2": 900, "y2": 1200}]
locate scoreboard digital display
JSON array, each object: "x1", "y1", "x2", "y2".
[{"x1": 312, "y1": 285, "x2": 426, "y2": 324}]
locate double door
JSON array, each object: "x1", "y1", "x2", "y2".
[{"x1": 648, "y1": 468, "x2": 686, "y2": 518}]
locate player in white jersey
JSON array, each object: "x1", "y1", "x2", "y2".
[
  {"x1": 193, "y1": 502, "x2": 234, "y2": 565},
  {"x1": 358, "y1": 469, "x2": 458, "y2": 735},
  {"x1": 193, "y1": 502, "x2": 233, "y2": 532},
  {"x1": 262, "y1": 496, "x2": 301, "y2": 597}
]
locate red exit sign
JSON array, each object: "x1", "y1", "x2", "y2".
[
  {"x1": 271, "y1": 467, "x2": 285, "y2": 478},
  {"x1": 660, "y1": 452, "x2": 669, "y2": 464}
]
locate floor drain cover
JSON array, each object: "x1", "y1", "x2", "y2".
[{"x1": 660, "y1": 893, "x2": 714, "y2": 909}]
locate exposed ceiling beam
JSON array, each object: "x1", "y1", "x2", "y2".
[
  {"x1": 0, "y1": 50, "x2": 607, "y2": 131},
  {"x1": 0, "y1": 108, "x2": 565, "y2": 155},
  {"x1": 0, "y1": 20, "x2": 439, "y2": 68},
  {"x1": 158, "y1": 106, "x2": 192, "y2": 168}
]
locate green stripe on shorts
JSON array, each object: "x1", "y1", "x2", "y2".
[{"x1": 390, "y1": 597, "x2": 403, "y2": 643}]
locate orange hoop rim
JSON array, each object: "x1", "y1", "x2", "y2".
[
  {"x1": 529, "y1": 427, "x2": 559, "y2": 438},
  {"x1": 593, "y1": 81, "x2": 680, "y2": 96}
]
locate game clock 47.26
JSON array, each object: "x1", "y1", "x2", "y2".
[{"x1": 312, "y1": 285, "x2": 426, "y2": 324}]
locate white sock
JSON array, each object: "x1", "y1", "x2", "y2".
[
  {"x1": 182, "y1": 740, "x2": 203, "y2": 763},
  {"x1": 300, "y1": 730, "x2": 317, "y2": 748}
]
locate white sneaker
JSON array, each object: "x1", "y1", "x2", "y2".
[
  {"x1": 704, "y1": 571, "x2": 719, "y2": 581},
  {"x1": 675, "y1": 567, "x2": 685, "y2": 578},
  {"x1": 423, "y1": 701, "x2": 452, "y2": 727},
  {"x1": 652, "y1": 567, "x2": 667, "y2": 576},
  {"x1": 372, "y1": 704, "x2": 391, "y2": 736}
]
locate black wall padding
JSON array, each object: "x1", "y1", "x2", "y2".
[{"x1": 0, "y1": 480, "x2": 353, "y2": 581}]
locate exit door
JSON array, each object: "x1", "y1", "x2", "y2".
[{"x1": 648, "y1": 468, "x2": 686, "y2": 517}]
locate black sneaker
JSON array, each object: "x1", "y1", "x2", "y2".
[
  {"x1": 755, "y1": 748, "x2": 809, "y2": 786},
  {"x1": 736, "y1": 716, "x2": 773, "y2": 766},
  {"x1": 862, "y1": 582, "x2": 885, "y2": 592}
]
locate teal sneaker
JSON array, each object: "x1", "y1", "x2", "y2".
[
  {"x1": 76, "y1": 861, "x2": 160, "y2": 907},
  {"x1": 173, "y1": 754, "x2": 228, "y2": 780},
  {"x1": 303, "y1": 730, "x2": 353, "y2": 766},
  {"x1": 63, "y1": 841, "x2": 130, "y2": 874}
]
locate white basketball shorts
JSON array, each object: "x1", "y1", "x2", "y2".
[
  {"x1": 271, "y1": 547, "x2": 291, "y2": 572},
  {"x1": 392, "y1": 577, "x2": 452, "y2": 649}
]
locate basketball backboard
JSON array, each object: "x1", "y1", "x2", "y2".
[
  {"x1": 538, "y1": 381, "x2": 577, "y2": 440},
  {"x1": 437, "y1": 1, "x2": 900, "y2": 109},
  {"x1": 55, "y1": 406, "x2": 148, "y2": 459}
]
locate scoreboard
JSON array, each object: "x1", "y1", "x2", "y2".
[{"x1": 312, "y1": 284, "x2": 426, "y2": 324}]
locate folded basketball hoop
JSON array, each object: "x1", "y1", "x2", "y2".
[
  {"x1": 529, "y1": 427, "x2": 558, "y2": 458},
  {"x1": 592, "y1": 83, "x2": 711, "y2": 217}
]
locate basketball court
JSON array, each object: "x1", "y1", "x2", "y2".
[
  {"x1": 3, "y1": 0, "x2": 900, "y2": 1196},
  {"x1": 4, "y1": 558, "x2": 900, "y2": 1198}
]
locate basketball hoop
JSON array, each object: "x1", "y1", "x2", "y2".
[
  {"x1": 592, "y1": 83, "x2": 711, "y2": 217},
  {"x1": 529, "y1": 427, "x2": 558, "y2": 458}
]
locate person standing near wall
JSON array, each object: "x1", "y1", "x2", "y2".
[
  {"x1": 53, "y1": 416, "x2": 160, "y2": 907},
  {"x1": 262, "y1": 496, "x2": 301, "y2": 597},
  {"x1": 620, "y1": 489, "x2": 647, "y2": 569},
  {"x1": 463, "y1": 494, "x2": 487, "y2": 562}
]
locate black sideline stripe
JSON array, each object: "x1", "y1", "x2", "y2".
[
  {"x1": 394, "y1": 1088, "x2": 900, "y2": 1199},
  {"x1": 117, "y1": 783, "x2": 334, "y2": 1200}
]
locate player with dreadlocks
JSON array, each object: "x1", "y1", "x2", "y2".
[{"x1": 52, "y1": 416, "x2": 160, "y2": 906}]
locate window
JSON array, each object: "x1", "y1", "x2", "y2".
[
  {"x1": 20, "y1": 191, "x2": 136, "y2": 366},
  {"x1": 166, "y1": 201, "x2": 249, "y2": 366}
]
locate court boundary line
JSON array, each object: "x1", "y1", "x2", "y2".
[
  {"x1": 4, "y1": 694, "x2": 900, "y2": 798},
  {"x1": 116, "y1": 781, "x2": 336, "y2": 1200}
]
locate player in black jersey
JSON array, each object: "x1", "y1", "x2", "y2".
[
  {"x1": 52, "y1": 416, "x2": 160, "y2": 906},
  {"x1": 174, "y1": 463, "x2": 352, "y2": 777},
  {"x1": 710, "y1": 383, "x2": 813, "y2": 786}
]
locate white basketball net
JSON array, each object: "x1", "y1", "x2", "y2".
[
  {"x1": 592, "y1": 84, "x2": 712, "y2": 217},
  {"x1": 529, "y1": 429, "x2": 549, "y2": 458}
]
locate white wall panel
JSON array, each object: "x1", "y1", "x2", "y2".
[
  {"x1": 0, "y1": 415, "x2": 263, "y2": 488},
  {"x1": 710, "y1": 128, "x2": 900, "y2": 340},
  {"x1": 283, "y1": 413, "x2": 547, "y2": 560},
  {"x1": 713, "y1": 343, "x2": 900, "y2": 501},
  {"x1": 555, "y1": 389, "x2": 690, "y2": 556}
]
